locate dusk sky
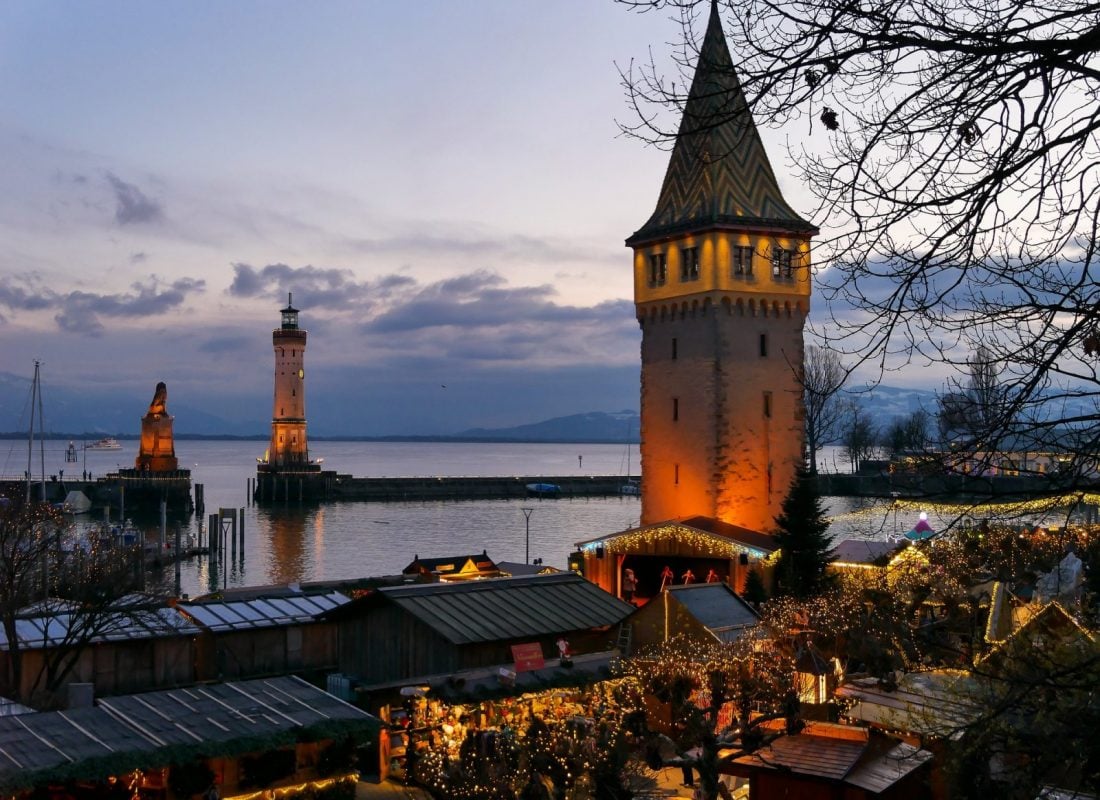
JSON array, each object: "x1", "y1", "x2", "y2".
[{"x1": 0, "y1": 1, "x2": 826, "y2": 436}]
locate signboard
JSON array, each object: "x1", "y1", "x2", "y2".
[{"x1": 510, "y1": 642, "x2": 545, "y2": 672}]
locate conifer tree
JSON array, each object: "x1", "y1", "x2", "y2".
[
  {"x1": 742, "y1": 567, "x2": 768, "y2": 606},
  {"x1": 773, "y1": 466, "x2": 836, "y2": 599}
]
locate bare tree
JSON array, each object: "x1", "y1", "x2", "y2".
[
  {"x1": 839, "y1": 400, "x2": 877, "y2": 473},
  {"x1": 0, "y1": 497, "x2": 147, "y2": 706},
  {"x1": 801, "y1": 345, "x2": 847, "y2": 474},
  {"x1": 882, "y1": 409, "x2": 931, "y2": 457},
  {"x1": 616, "y1": 0, "x2": 1100, "y2": 494}
]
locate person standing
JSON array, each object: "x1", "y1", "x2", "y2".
[
  {"x1": 622, "y1": 568, "x2": 637, "y2": 603},
  {"x1": 659, "y1": 565, "x2": 674, "y2": 591},
  {"x1": 681, "y1": 568, "x2": 696, "y2": 584}
]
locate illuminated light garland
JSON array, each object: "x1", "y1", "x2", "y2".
[
  {"x1": 826, "y1": 492, "x2": 1100, "y2": 525},
  {"x1": 581, "y1": 525, "x2": 770, "y2": 559},
  {"x1": 222, "y1": 772, "x2": 359, "y2": 800}
]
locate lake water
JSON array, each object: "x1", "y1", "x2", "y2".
[{"x1": 0, "y1": 439, "x2": 961, "y2": 598}]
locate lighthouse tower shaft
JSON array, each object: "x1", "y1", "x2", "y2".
[
  {"x1": 267, "y1": 296, "x2": 311, "y2": 469},
  {"x1": 628, "y1": 4, "x2": 816, "y2": 533}
]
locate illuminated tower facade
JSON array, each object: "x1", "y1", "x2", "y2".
[
  {"x1": 628, "y1": 4, "x2": 816, "y2": 533},
  {"x1": 265, "y1": 294, "x2": 314, "y2": 470}
]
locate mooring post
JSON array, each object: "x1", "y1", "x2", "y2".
[
  {"x1": 239, "y1": 507, "x2": 245, "y2": 560},
  {"x1": 208, "y1": 514, "x2": 218, "y2": 561},
  {"x1": 174, "y1": 526, "x2": 181, "y2": 596}
]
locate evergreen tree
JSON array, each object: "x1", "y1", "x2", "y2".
[
  {"x1": 741, "y1": 567, "x2": 768, "y2": 606},
  {"x1": 773, "y1": 466, "x2": 836, "y2": 599}
]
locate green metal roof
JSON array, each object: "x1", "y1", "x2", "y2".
[{"x1": 378, "y1": 573, "x2": 632, "y2": 645}]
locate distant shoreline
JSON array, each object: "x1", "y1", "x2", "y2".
[{"x1": 0, "y1": 432, "x2": 640, "y2": 445}]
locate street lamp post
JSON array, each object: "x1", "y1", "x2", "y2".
[{"x1": 521, "y1": 507, "x2": 534, "y2": 564}]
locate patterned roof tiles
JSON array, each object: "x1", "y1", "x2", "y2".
[{"x1": 627, "y1": 2, "x2": 815, "y2": 245}]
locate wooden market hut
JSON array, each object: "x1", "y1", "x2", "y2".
[
  {"x1": 0, "y1": 598, "x2": 200, "y2": 707},
  {"x1": 402, "y1": 551, "x2": 501, "y2": 582},
  {"x1": 324, "y1": 573, "x2": 633, "y2": 687},
  {"x1": 723, "y1": 720, "x2": 934, "y2": 799},
  {"x1": 575, "y1": 515, "x2": 777, "y2": 604},
  {"x1": 0, "y1": 675, "x2": 378, "y2": 798},
  {"x1": 176, "y1": 590, "x2": 348, "y2": 682}
]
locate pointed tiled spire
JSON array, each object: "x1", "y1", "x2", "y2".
[{"x1": 627, "y1": 2, "x2": 814, "y2": 245}]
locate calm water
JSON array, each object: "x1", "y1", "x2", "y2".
[{"x1": 0, "y1": 439, "x2": 954, "y2": 598}]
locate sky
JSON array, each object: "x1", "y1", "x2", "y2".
[{"x1": 0, "y1": 1, "x2": 826, "y2": 436}]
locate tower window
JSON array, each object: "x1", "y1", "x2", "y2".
[
  {"x1": 673, "y1": 397, "x2": 679, "y2": 421},
  {"x1": 648, "y1": 253, "x2": 667, "y2": 286},
  {"x1": 763, "y1": 391, "x2": 772, "y2": 418},
  {"x1": 771, "y1": 248, "x2": 795, "y2": 278},
  {"x1": 732, "y1": 245, "x2": 754, "y2": 276},
  {"x1": 759, "y1": 333, "x2": 768, "y2": 357},
  {"x1": 680, "y1": 246, "x2": 700, "y2": 281},
  {"x1": 674, "y1": 464, "x2": 680, "y2": 485},
  {"x1": 672, "y1": 337, "x2": 678, "y2": 360}
]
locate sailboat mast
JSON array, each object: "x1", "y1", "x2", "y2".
[
  {"x1": 38, "y1": 366, "x2": 46, "y2": 503},
  {"x1": 26, "y1": 361, "x2": 37, "y2": 504}
]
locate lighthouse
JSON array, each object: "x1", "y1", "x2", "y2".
[{"x1": 261, "y1": 293, "x2": 318, "y2": 472}]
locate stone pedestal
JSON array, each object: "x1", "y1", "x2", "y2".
[{"x1": 135, "y1": 382, "x2": 178, "y2": 472}]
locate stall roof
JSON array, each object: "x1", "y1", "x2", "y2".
[
  {"x1": 576, "y1": 515, "x2": 776, "y2": 556},
  {"x1": 0, "y1": 601, "x2": 200, "y2": 651},
  {"x1": 177, "y1": 590, "x2": 349, "y2": 632},
  {"x1": 665, "y1": 584, "x2": 759, "y2": 643},
  {"x1": 99, "y1": 675, "x2": 369, "y2": 746},
  {"x1": 0, "y1": 676, "x2": 377, "y2": 790},
  {"x1": 344, "y1": 573, "x2": 632, "y2": 645}
]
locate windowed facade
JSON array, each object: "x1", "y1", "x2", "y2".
[
  {"x1": 648, "y1": 253, "x2": 667, "y2": 286},
  {"x1": 680, "y1": 246, "x2": 700, "y2": 281},
  {"x1": 771, "y1": 247, "x2": 795, "y2": 279},
  {"x1": 732, "y1": 245, "x2": 754, "y2": 276}
]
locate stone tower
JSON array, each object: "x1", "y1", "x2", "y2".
[
  {"x1": 265, "y1": 294, "x2": 314, "y2": 470},
  {"x1": 627, "y1": 3, "x2": 816, "y2": 533}
]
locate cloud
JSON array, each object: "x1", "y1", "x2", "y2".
[
  {"x1": 105, "y1": 172, "x2": 164, "y2": 225},
  {"x1": 228, "y1": 262, "x2": 414, "y2": 311},
  {"x1": 0, "y1": 274, "x2": 205, "y2": 335}
]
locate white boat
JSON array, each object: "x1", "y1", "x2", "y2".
[{"x1": 86, "y1": 437, "x2": 122, "y2": 451}]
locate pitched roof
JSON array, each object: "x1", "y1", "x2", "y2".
[
  {"x1": 666, "y1": 583, "x2": 759, "y2": 643},
  {"x1": 403, "y1": 552, "x2": 499, "y2": 577},
  {"x1": 627, "y1": 2, "x2": 815, "y2": 246},
  {"x1": 0, "y1": 600, "x2": 200, "y2": 651},
  {"x1": 374, "y1": 573, "x2": 633, "y2": 645},
  {"x1": 0, "y1": 676, "x2": 375, "y2": 790},
  {"x1": 726, "y1": 721, "x2": 931, "y2": 790},
  {"x1": 576, "y1": 515, "x2": 776, "y2": 557},
  {"x1": 177, "y1": 590, "x2": 349, "y2": 632}
]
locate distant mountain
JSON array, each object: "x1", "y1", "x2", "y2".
[
  {"x1": 0, "y1": 371, "x2": 258, "y2": 437},
  {"x1": 457, "y1": 410, "x2": 640, "y2": 443},
  {"x1": 848, "y1": 385, "x2": 939, "y2": 421}
]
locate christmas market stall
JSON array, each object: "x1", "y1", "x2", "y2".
[
  {"x1": 323, "y1": 573, "x2": 633, "y2": 689},
  {"x1": 0, "y1": 676, "x2": 379, "y2": 800},
  {"x1": 176, "y1": 589, "x2": 348, "y2": 682},
  {"x1": 575, "y1": 515, "x2": 777, "y2": 606}
]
